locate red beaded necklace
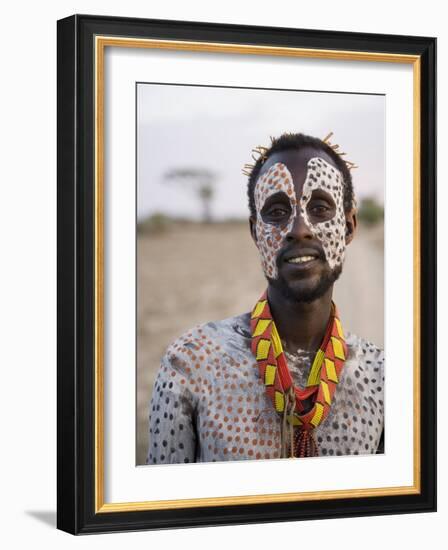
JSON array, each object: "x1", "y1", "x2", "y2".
[{"x1": 250, "y1": 290, "x2": 347, "y2": 457}]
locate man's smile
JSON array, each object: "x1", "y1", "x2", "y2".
[
  {"x1": 282, "y1": 247, "x2": 322, "y2": 263},
  {"x1": 286, "y1": 255, "x2": 317, "y2": 264},
  {"x1": 280, "y1": 247, "x2": 324, "y2": 274}
]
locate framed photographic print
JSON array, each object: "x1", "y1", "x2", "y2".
[{"x1": 57, "y1": 14, "x2": 436, "y2": 534}]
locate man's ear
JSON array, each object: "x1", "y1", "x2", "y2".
[
  {"x1": 345, "y1": 208, "x2": 357, "y2": 245},
  {"x1": 249, "y1": 216, "x2": 258, "y2": 245}
]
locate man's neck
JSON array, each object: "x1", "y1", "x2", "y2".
[{"x1": 267, "y1": 285, "x2": 333, "y2": 353}]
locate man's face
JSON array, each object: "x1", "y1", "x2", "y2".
[{"x1": 250, "y1": 147, "x2": 356, "y2": 303}]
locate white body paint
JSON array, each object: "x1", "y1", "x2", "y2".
[
  {"x1": 254, "y1": 162, "x2": 296, "y2": 279},
  {"x1": 300, "y1": 157, "x2": 347, "y2": 269},
  {"x1": 254, "y1": 157, "x2": 346, "y2": 279}
]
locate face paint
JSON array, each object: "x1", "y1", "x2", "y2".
[
  {"x1": 254, "y1": 157, "x2": 347, "y2": 279},
  {"x1": 254, "y1": 162, "x2": 296, "y2": 279},
  {"x1": 300, "y1": 157, "x2": 346, "y2": 269}
]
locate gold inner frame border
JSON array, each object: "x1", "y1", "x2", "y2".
[{"x1": 94, "y1": 35, "x2": 421, "y2": 513}]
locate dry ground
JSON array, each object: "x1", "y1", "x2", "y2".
[{"x1": 136, "y1": 221, "x2": 384, "y2": 464}]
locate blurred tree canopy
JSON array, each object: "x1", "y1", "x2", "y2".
[{"x1": 164, "y1": 167, "x2": 218, "y2": 223}]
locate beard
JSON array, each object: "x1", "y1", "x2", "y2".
[{"x1": 266, "y1": 261, "x2": 343, "y2": 304}]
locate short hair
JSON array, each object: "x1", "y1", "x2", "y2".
[{"x1": 246, "y1": 132, "x2": 355, "y2": 218}]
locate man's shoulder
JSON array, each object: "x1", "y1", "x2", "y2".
[
  {"x1": 345, "y1": 332, "x2": 383, "y2": 356},
  {"x1": 344, "y1": 331, "x2": 384, "y2": 371},
  {"x1": 164, "y1": 312, "x2": 252, "y2": 356},
  {"x1": 199, "y1": 312, "x2": 252, "y2": 339}
]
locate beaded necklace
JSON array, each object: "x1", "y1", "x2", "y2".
[{"x1": 250, "y1": 291, "x2": 347, "y2": 457}]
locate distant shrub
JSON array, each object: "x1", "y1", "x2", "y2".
[
  {"x1": 138, "y1": 213, "x2": 171, "y2": 234},
  {"x1": 357, "y1": 197, "x2": 384, "y2": 226}
]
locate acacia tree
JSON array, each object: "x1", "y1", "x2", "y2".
[{"x1": 164, "y1": 167, "x2": 217, "y2": 223}]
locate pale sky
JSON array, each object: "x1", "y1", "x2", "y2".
[{"x1": 137, "y1": 83, "x2": 385, "y2": 222}]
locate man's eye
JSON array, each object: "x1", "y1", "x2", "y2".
[
  {"x1": 267, "y1": 207, "x2": 289, "y2": 218},
  {"x1": 309, "y1": 204, "x2": 331, "y2": 215}
]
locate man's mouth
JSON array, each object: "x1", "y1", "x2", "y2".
[
  {"x1": 283, "y1": 248, "x2": 322, "y2": 265},
  {"x1": 286, "y1": 255, "x2": 317, "y2": 264}
]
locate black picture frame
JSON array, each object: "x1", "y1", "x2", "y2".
[{"x1": 57, "y1": 14, "x2": 436, "y2": 535}]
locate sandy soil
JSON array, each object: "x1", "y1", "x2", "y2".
[{"x1": 136, "y1": 221, "x2": 384, "y2": 464}]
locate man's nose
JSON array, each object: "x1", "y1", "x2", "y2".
[{"x1": 285, "y1": 209, "x2": 313, "y2": 242}]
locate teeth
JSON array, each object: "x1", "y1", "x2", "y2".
[{"x1": 287, "y1": 256, "x2": 315, "y2": 264}]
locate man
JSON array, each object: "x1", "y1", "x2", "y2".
[{"x1": 147, "y1": 132, "x2": 384, "y2": 464}]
